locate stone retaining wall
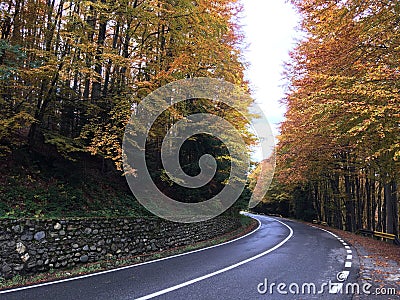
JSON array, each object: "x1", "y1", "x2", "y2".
[{"x1": 0, "y1": 216, "x2": 241, "y2": 279}]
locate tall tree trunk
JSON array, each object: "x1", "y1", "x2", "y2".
[
  {"x1": 92, "y1": 0, "x2": 107, "y2": 101},
  {"x1": 377, "y1": 181, "x2": 383, "y2": 231},
  {"x1": 344, "y1": 172, "x2": 355, "y2": 232},
  {"x1": 371, "y1": 176, "x2": 377, "y2": 231},
  {"x1": 385, "y1": 180, "x2": 398, "y2": 235},
  {"x1": 330, "y1": 175, "x2": 343, "y2": 230},
  {"x1": 366, "y1": 175, "x2": 372, "y2": 230},
  {"x1": 28, "y1": 60, "x2": 65, "y2": 145},
  {"x1": 83, "y1": 3, "x2": 96, "y2": 100}
]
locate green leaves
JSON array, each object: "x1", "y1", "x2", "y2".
[{"x1": 0, "y1": 40, "x2": 25, "y2": 79}]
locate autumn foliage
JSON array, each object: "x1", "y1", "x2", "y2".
[
  {"x1": 0, "y1": 0, "x2": 247, "y2": 160},
  {"x1": 0, "y1": 0, "x2": 251, "y2": 216},
  {"x1": 274, "y1": 0, "x2": 399, "y2": 234}
]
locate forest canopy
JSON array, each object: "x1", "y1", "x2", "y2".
[
  {"x1": 266, "y1": 0, "x2": 400, "y2": 235},
  {"x1": 0, "y1": 0, "x2": 248, "y2": 161},
  {"x1": 0, "y1": 0, "x2": 253, "y2": 217}
]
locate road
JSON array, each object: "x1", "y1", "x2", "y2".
[{"x1": 1, "y1": 214, "x2": 359, "y2": 299}]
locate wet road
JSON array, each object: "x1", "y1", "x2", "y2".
[{"x1": 1, "y1": 214, "x2": 358, "y2": 299}]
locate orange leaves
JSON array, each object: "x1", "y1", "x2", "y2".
[{"x1": 279, "y1": 0, "x2": 400, "y2": 188}]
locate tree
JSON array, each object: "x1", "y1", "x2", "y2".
[{"x1": 276, "y1": 0, "x2": 399, "y2": 234}]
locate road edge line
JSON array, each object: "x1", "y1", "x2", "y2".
[
  {"x1": 0, "y1": 217, "x2": 262, "y2": 295},
  {"x1": 135, "y1": 217, "x2": 293, "y2": 300}
]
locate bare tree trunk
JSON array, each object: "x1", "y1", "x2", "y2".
[
  {"x1": 385, "y1": 180, "x2": 398, "y2": 235},
  {"x1": 92, "y1": 0, "x2": 107, "y2": 101},
  {"x1": 366, "y1": 175, "x2": 372, "y2": 230},
  {"x1": 372, "y1": 176, "x2": 377, "y2": 231},
  {"x1": 344, "y1": 173, "x2": 355, "y2": 232}
]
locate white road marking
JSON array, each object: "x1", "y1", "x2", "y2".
[
  {"x1": 135, "y1": 218, "x2": 294, "y2": 300},
  {"x1": 308, "y1": 223, "x2": 353, "y2": 286},
  {"x1": 0, "y1": 217, "x2": 263, "y2": 295},
  {"x1": 314, "y1": 226, "x2": 341, "y2": 239}
]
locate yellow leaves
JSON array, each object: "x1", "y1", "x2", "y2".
[
  {"x1": 81, "y1": 0, "x2": 111, "y2": 12},
  {"x1": 0, "y1": 112, "x2": 34, "y2": 139},
  {"x1": 280, "y1": 0, "x2": 400, "y2": 185},
  {"x1": 394, "y1": 150, "x2": 400, "y2": 162},
  {"x1": 1, "y1": 0, "x2": 249, "y2": 172}
]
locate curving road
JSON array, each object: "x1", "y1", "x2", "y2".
[{"x1": 1, "y1": 214, "x2": 359, "y2": 299}]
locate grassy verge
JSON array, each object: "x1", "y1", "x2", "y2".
[{"x1": 0, "y1": 215, "x2": 258, "y2": 290}]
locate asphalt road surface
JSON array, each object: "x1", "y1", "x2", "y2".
[{"x1": 1, "y1": 214, "x2": 359, "y2": 299}]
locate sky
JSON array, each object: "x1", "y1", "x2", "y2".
[{"x1": 240, "y1": 0, "x2": 300, "y2": 138}]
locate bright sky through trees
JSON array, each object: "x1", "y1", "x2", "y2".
[{"x1": 241, "y1": 0, "x2": 299, "y2": 137}]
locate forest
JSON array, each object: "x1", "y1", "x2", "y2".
[
  {"x1": 0, "y1": 0, "x2": 251, "y2": 217},
  {"x1": 259, "y1": 0, "x2": 399, "y2": 236},
  {"x1": 0, "y1": 0, "x2": 399, "y2": 236}
]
